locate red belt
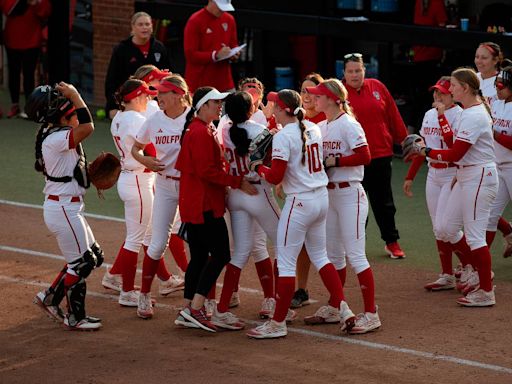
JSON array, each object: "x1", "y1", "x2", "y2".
[
  {"x1": 143, "y1": 168, "x2": 152, "y2": 173},
  {"x1": 327, "y1": 181, "x2": 350, "y2": 189},
  {"x1": 48, "y1": 195, "x2": 81, "y2": 202},
  {"x1": 158, "y1": 173, "x2": 180, "y2": 181},
  {"x1": 429, "y1": 162, "x2": 456, "y2": 169}
]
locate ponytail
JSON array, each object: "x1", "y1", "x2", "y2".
[
  {"x1": 296, "y1": 109, "x2": 307, "y2": 165},
  {"x1": 477, "y1": 89, "x2": 493, "y2": 117},
  {"x1": 180, "y1": 107, "x2": 196, "y2": 144},
  {"x1": 34, "y1": 123, "x2": 48, "y2": 172},
  {"x1": 226, "y1": 92, "x2": 252, "y2": 156}
]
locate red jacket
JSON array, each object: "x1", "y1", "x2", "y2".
[
  {"x1": 176, "y1": 118, "x2": 242, "y2": 224},
  {"x1": 345, "y1": 78, "x2": 407, "y2": 159},
  {"x1": 412, "y1": 0, "x2": 447, "y2": 62},
  {"x1": 2, "y1": 0, "x2": 51, "y2": 50},
  {"x1": 184, "y1": 7, "x2": 238, "y2": 92}
]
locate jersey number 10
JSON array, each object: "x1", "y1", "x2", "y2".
[{"x1": 307, "y1": 143, "x2": 322, "y2": 174}]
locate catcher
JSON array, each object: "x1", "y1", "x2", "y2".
[{"x1": 27, "y1": 82, "x2": 107, "y2": 330}]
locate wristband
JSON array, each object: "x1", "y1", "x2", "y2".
[{"x1": 76, "y1": 108, "x2": 92, "y2": 124}]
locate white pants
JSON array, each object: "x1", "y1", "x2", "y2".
[
  {"x1": 487, "y1": 162, "x2": 512, "y2": 231},
  {"x1": 326, "y1": 182, "x2": 369, "y2": 274},
  {"x1": 277, "y1": 187, "x2": 330, "y2": 277}
]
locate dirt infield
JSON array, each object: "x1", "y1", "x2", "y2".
[{"x1": 1, "y1": 202, "x2": 512, "y2": 384}]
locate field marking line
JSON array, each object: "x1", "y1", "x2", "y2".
[{"x1": 1, "y1": 273, "x2": 511, "y2": 375}]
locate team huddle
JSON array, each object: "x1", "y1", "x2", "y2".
[{"x1": 28, "y1": 38, "x2": 512, "y2": 339}]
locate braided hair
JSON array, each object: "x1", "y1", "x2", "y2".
[
  {"x1": 276, "y1": 89, "x2": 307, "y2": 165},
  {"x1": 225, "y1": 91, "x2": 252, "y2": 156}
]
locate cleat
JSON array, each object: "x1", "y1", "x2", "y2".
[
  {"x1": 229, "y1": 291, "x2": 241, "y2": 308},
  {"x1": 118, "y1": 290, "x2": 140, "y2": 307},
  {"x1": 259, "y1": 297, "x2": 276, "y2": 319},
  {"x1": 453, "y1": 264, "x2": 463, "y2": 280},
  {"x1": 159, "y1": 275, "x2": 185, "y2": 296},
  {"x1": 137, "y1": 292, "x2": 154, "y2": 319},
  {"x1": 7, "y1": 104, "x2": 20, "y2": 119},
  {"x1": 175, "y1": 313, "x2": 200, "y2": 329},
  {"x1": 456, "y1": 264, "x2": 474, "y2": 292},
  {"x1": 424, "y1": 274, "x2": 456, "y2": 291},
  {"x1": 34, "y1": 291, "x2": 64, "y2": 322},
  {"x1": 290, "y1": 288, "x2": 310, "y2": 308},
  {"x1": 179, "y1": 305, "x2": 217, "y2": 332},
  {"x1": 211, "y1": 307, "x2": 245, "y2": 330},
  {"x1": 247, "y1": 319, "x2": 287, "y2": 339},
  {"x1": 102, "y1": 271, "x2": 122, "y2": 292},
  {"x1": 456, "y1": 288, "x2": 495, "y2": 307},
  {"x1": 304, "y1": 305, "x2": 341, "y2": 325},
  {"x1": 204, "y1": 299, "x2": 216, "y2": 319},
  {"x1": 64, "y1": 316, "x2": 102, "y2": 331},
  {"x1": 384, "y1": 242, "x2": 406, "y2": 259},
  {"x1": 349, "y1": 308, "x2": 381, "y2": 334},
  {"x1": 339, "y1": 300, "x2": 356, "y2": 332}
]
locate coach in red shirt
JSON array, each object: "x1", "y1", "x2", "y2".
[
  {"x1": 343, "y1": 53, "x2": 408, "y2": 259},
  {"x1": 184, "y1": 0, "x2": 240, "y2": 93}
]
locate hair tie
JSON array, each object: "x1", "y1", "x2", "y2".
[{"x1": 293, "y1": 107, "x2": 305, "y2": 116}]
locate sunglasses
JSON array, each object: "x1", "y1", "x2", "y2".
[{"x1": 344, "y1": 53, "x2": 363, "y2": 61}]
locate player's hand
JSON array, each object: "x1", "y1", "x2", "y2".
[
  {"x1": 275, "y1": 183, "x2": 285, "y2": 199},
  {"x1": 229, "y1": 50, "x2": 241, "y2": 62},
  {"x1": 240, "y1": 178, "x2": 258, "y2": 195},
  {"x1": 262, "y1": 101, "x2": 274, "y2": 119},
  {"x1": 216, "y1": 45, "x2": 231, "y2": 61},
  {"x1": 55, "y1": 82, "x2": 79, "y2": 98},
  {"x1": 143, "y1": 157, "x2": 165, "y2": 172},
  {"x1": 324, "y1": 155, "x2": 337, "y2": 169},
  {"x1": 403, "y1": 179, "x2": 413, "y2": 198},
  {"x1": 433, "y1": 101, "x2": 446, "y2": 116}
]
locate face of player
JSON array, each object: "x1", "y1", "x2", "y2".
[
  {"x1": 300, "y1": 80, "x2": 318, "y2": 111},
  {"x1": 449, "y1": 77, "x2": 468, "y2": 104},
  {"x1": 344, "y1": 61, "x2": 365, "y2": 90},
  {"x1": 312, "y1": 94, "x2": 331, "y2": 113},
  {"x1": 433, "y1": 89, "x2": 453, "y2": 108},
  {"x1": 200, "y1": 99, "x2": 223, "y2": 123},
  {"x1": 496, "y1": 80, "x2": 512, "y2": 102},
  {"x1": 474, "y1": 46, "x2": 498, "y2": 77},
  {"x1": 132, "y1": 15, "x2": 153, "y2": 42}
]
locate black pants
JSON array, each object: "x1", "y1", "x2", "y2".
[
  {"x1": 5, "y1": 47, "x2": 40, "y2": 105},
  {"x1": 184, "y1": 211, "x2": 231, "y2": 300},
  {"x1": 362, "y1": 156, "x2": 400, "y2": 244}
]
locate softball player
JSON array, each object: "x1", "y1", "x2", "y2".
[
  {"x1": 475, "y1": 42, "x2": 502, "y2": 106},
  {"x1": 417, "y1": 68, "x2": 498, "y2": 307},
  {"x1": 246, "y1": 89, "x2": 355, "y2": 339},
  {"x1": 132, "y1": 74, "x2": 191, "y2": 319},
  {"x1": 307, "y1": 79, "x2": 380, "y2": 334},
  {"x1": 403, "y1": 77, "x2": 465, "y2": 291},
  {"x1": 30, "y1": 82, "x2": 102, "y2": 330},
  {"x1": 132, "y1": 64, "x2": 169, "y2": 118}
]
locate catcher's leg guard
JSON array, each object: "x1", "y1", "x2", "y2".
[
  {"x1": 65, "y1": 277, "x2": 87, "y2": 326},
  {"x1": 91, "y1": 242, "x2": 104, "y2": 268},
  {"x1": 71, "y1": 250, "x2": 97, "y2": 279},
  {"x1": 44, "y1": 266, "x2": 67, "y2": 307}
]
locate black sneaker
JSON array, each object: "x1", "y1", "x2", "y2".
[{"x1": 290, "y1": 289, "x2": 310, "y2": 308}]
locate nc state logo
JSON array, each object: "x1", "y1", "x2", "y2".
[
  {"x1": 154, "y1": 52, "x2": 161, "y2": 62},
  {"x1": 373, "y1": 91, "x2": 381, "y2": 101},
  {"x1": 222, "y1": 23, "x2": 228, "y2": 31}
]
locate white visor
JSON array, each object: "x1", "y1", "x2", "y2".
[
  {"x1": 195, "y1": 89, "x2": 231, "y2": 111},
  {"x1": 214, "y1": 0, "x2": 235, "y2": 12}
]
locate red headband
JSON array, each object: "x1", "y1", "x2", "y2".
[
  {"x1": 64, "y1": 106, "x2": 76, "y2": 118},
  {"x1": 243, "y1": 82, "x2": 262, "y2": 91},
  {"x1": 153, "y1": 80, "x2": 186, "y2": 95},
  {"x1": 123, "y1": 83, "x2": 158, "y2": 102},
  {"x1": 267, "y1": 92, "x2": 290, "y2": 112},
  {"x1": 142, "y1": 69, "x2": 170, "y2": 83},
  {"x1": 306, "y1": 83, "x2": 342, "y2": 104},
  {"x1": 481, "y1": 44, "x2": 497, "y2": 56}
]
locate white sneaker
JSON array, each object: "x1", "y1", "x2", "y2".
[
  {"x1": 462, "y1": 271, "x2": 495, "y2": 296},
  {"x1": 456, "y1": 264, "x2": 474, "y2": 291},
  {"x1": 137, "y1": 292, "x2": 154, "y2": 319},
  {"x1": 504, "y1": 232, "x2": 512, "y2": 258},
  {"x1": 229, "y1": 291, "x2": 241, "y2": 308},
  {"x1": 349, "y1": 310, "x2": 382, "y2": 334},
  {"x1": 246, "y1": 319, "x2": 287, "y2": 339},
  {"x1": 34, "y1": 291, "x2": 64, "y2": 322},
  {"x1": 204, "y1": 299, "x2": 216, "y2": 319},
  {"x1": 339, "y1": 300, "x2": 356, "y2": 332},
  {"x1": 456, "y1": 288, "x2": 496, "y2": 307},
  {"x1": 102, "y1": 271, "x2": 122, "y2": 292},
  {"x1": 424, "y1": 274, "x2": 456, "y2": 291},
  {"x1": 304, "y1": 305, "x2": 341, "y2": 325},
  {"x1": 64, "y1": 316, "x2": 102, "y2": 331},
  {"x1": 211, "y1": 307, "x2": 245, "y2": 330},
  {"x1": 175, "y1": 313, "x2": 200, "y2": 329},
  {"x1": 454, "y1": 264, "x2": 463, "y2": 280},
  {"x1": 269, "y1": 307, "x2": 297, "y2": 323},
  {"x1": 159, "y1": 275, "x2": 185, "y2": 296},
  {"x1": 118, "y1": 290, "x2": 139, "y2": 307},
  {"x1": 259, "y1": 297, "x2": 276, "y2": 319}
]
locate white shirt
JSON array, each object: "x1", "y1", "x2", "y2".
[
  {"x1": 111, "y1": 110, "x2": 147, "y2": 172},
  {"x1": 42, "y1": 129, "x2": 85, "y2": 196},
  {"x1": 272, "y1": 120, "x2": 328, "y2": 194},
  {"x1": 452, "y1": 104, "x2": 495, "y2": 166},
  {"x1": 136, "y1": 107, "x2": 190, "y2": 177},
  {"x1": 143, "y1": 99, "x2": 160, "y2": 119},
  {"x1": 492, "y1": 99, "x2": 512, "y2": 164},
  {"x1": 251, "y1": 109, "x2": 267, "y2": 126},
  {"x1": 320, "y1": 113, "x2": 367, "y2": 182},
  {"x1": 477, "y1": 72, "x2": 498, "y2": 106},
  {"x1": 218, "y1": 117, "x2": 267, "y2": 181},
  {"x1": 420, "y1": 105, "x2": 463, "y2": 165}
]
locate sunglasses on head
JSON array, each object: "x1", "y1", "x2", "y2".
[{"x1": 344, "y1": 53, "x2": 363, "y2": 61}]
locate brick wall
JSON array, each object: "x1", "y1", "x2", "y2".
[{"x1": 92, "y1": 0, "x2": 134, "y2": 106}]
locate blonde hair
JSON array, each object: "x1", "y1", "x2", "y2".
[
  {"x1": 132, "y1": 64, "x2": 158, "y2": 81},
  {"x1": 131, "y1": 12, "x2": 151, "y2": 25},
  {"x1": 321, "y1": 78, "x2": 355, "y2": 118},
  {"x1": 452, "y1": 67, "x2": 491, "y2": 116},
  {"x1": 161, "y1": 74, "x2": 192, "y2": 107}
]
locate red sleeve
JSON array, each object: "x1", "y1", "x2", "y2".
[
  {"x1": 337, "y1": 145, "x2": 371, "y2": 166},
  {"x1": 183, "y1": 14, "x2": 214, "y2": 65},
  {"x1": 257, "y1": 158, "x2": 288, "y2": 185},
  {"x1": 35, "y1": 0, "x2": 52, "y2": 19},
  {"x1": 381, "y1": 83, "x2": 408, "y2": 144},
  {"x1": 405, "y1": 155, "x2": 425, "y2": 180},
  {"x1": 427, "y1": 139, "x2": 471, "y2": 162},
  {"x1": 494, "y1": 132, "x2": 512, "y2": 150},
  {"x1": 143, "y1": 143, "x2": 157, "y2": 157},
  {"x1": 438, "y1": 114, "x2": 453, "y2": 147}
]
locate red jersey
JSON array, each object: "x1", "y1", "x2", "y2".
[
  {"x1": 412, "y1": 0, "x2": 447, "y2": 62},
  {"x1": 176, "y1": 118, "x2": 242, "y2": 224},
  {"x1": 184, "y1": 8, "x2": 238, "y2": 92},
  {"x1": 345, "y1": 78, "x2": 407, "y2": 159}
]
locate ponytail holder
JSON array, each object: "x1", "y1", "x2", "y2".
[{"x1": 293, "y1": 107, "x2": 305, "y2": 116}]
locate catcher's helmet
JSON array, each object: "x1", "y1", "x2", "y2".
[{"x1": 26, "y1": 85, "x2": 74, "y2": 124}]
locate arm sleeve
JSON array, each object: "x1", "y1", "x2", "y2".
[
  {"x1": 337, "y1": 145, "x2": 371, "y2": 167},
  {"x1": 494, "y1": 132, "x2": 512, "y2": 150},
  {"x1": 183, "y1": 17, "x2": 215, "y2": 65},
  {"x1": 438, "y1": 114, "x2": 454, "y2": 147},
  {"x1": 405, "y1": 155, "x2": 425, "y2": 180},
  {"x1": 427, "y1": 139, "x2": 472, "y2": 162},
  {"x1": 257, "y1": 158, "x2": 288, "y2": 185}
]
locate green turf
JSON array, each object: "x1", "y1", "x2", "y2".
[{"x1": 1, "y1": 111, "x2": 511, "y2": 282}]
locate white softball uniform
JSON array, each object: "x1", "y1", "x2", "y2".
[
  {"x1": 487, "y1": 100, "x2": 512, "y2": 231},
  {"x1": 111, "y1": 110, "x2": 154, "y2": 252},
  {"x1": 136, "y1": 107, "x2": 190, "y2": 260},
  {"x1": 219, "y1": 118, "x2": 281, "y2": 269},
  {"x1": 477, "y1": 72, "x2": 498, "y2": 106},
  {"x1": 436, "y1": 104, "x2": 498, "y2": 250},
  {"x1": 251, "y1": 109, "x2": 267, "y2": 126},
  {"x1": 144, "y1": 99, "x2": 160, "y2": 118},
  {"x1": 42, "y1": 129, "x2": 96, "y2": 275},
  {"x1": 272, "y1": 120, "x2": 330, "y2": 277}
]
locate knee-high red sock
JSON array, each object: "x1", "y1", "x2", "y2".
[
  {"x1": 121, "y1": 248, "x2": 139, "y2": 292},
  {"x1": 319, "y1": 263, "x2": 343, "y2": 307},
  {"x1": 109, "y1": 243, "x2": 126, "y2": 275},
  {"x1": 51, "y1": 265, "x2": 67, "y2": 288},
  {"x1": 452, "y1": 236, "x2": 471, "y2": 267},
  {"x1": 156, "y1": 258, "x2": 171, "y2": 281},
  {"x1": 437, "y1": 240, "x2": 453, "y2": 275},
  {"x1": 273, "y1": 259, "x2": 279, "y2": 296},
  {"x1": 255, "y1": 258, "x2": 274, "y2": 298},
  {"x1": 169, "y1": 234, "x2": 188, "y2": 272},
  {"x1": 141, "y1": 253, "x2": 160, "y2": 294},
  {"x1": 486, "y1": 231, "x2": 497, "y2": 247},
  {"x1": 273, "y1": 276, "x2": 295, "y2": 322},
  {"x1": 357, "y1": 268, "x2": 376, "y2": 313},
  {"x1": 497, "y1": 217, "x2": 512, "y2": 236},
  {"x1": 218, "y1": 264, "x2": 241, "y2": 313},
  {"x1": 232, "y1": 271, "x2": 241, "y2": 293},
  {"x1": 471, "y1": 246, "x2": 493, "y2": 291},
  {"x1": 337, "y1": 267, "x2": 347, "y2": 287}
]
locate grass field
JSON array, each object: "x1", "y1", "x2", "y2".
[{"x1": 1, "y1": 110, "x2": 511, "y2": 282}]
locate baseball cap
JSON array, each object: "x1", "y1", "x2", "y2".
[
  {"x1": 213, "y1": 0, "x2": 234, "y2": 12},
  {"x1": 195, "y1": 89, "x2": 231, "y2": 110},
  {"x1": 429, "y1": 79, "x2": 451, "y2": 94},
  {"x1": 245, "y1": 87, "x2": 260, "y2": 103},
  {"x1": 123, "y1": 83, "x2": 158, "y2": 102},
  {"x1": 305, "y1": 83, "x2": 342, "y2": 104},
  {"x1": 153, "y1": 79, "x2": 186, "y2": 95},
  {"x1": 142, "y1": 69, "x2": 170, "y2": 84},
  {"x1": 267, "y1": 91, "x2": 291, "y2": 112}
]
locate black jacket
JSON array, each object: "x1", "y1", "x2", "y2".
[{"x1": 104, "y1": 36, "x2": 171, "y2": 113}]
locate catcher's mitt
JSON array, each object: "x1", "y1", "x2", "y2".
[
  {"x1": 88, "y1": 152, "x2": 121, "y2": 194},
  {"x1": 248, "y1": 129, "x2": 273, "y2": 171},
  {"x1": 401, "y1": 134, "x2": 426, "y2": 162}
]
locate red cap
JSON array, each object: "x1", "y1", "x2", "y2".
[
  {"x1": 123, "y1": 83, "x2": 158, "y2": 102},
  {"x1": 267, "y1": 91, "x2": 290, "y2": 112},
  {"x1": 142, "y1": 69, "x2": 170, "y2": 84},
  {"x1": 153, "y1": 80, "x2": 186, "y2": 95},
  {"x1": 305, "y1": 83, "x2": 342, "y2": 104},
  {"x1": 429, "y1": 79, "x2": 451, "y2": 94},
  {"x1": 245, "y1": 87, "x2": 260, "y2": 103}
]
